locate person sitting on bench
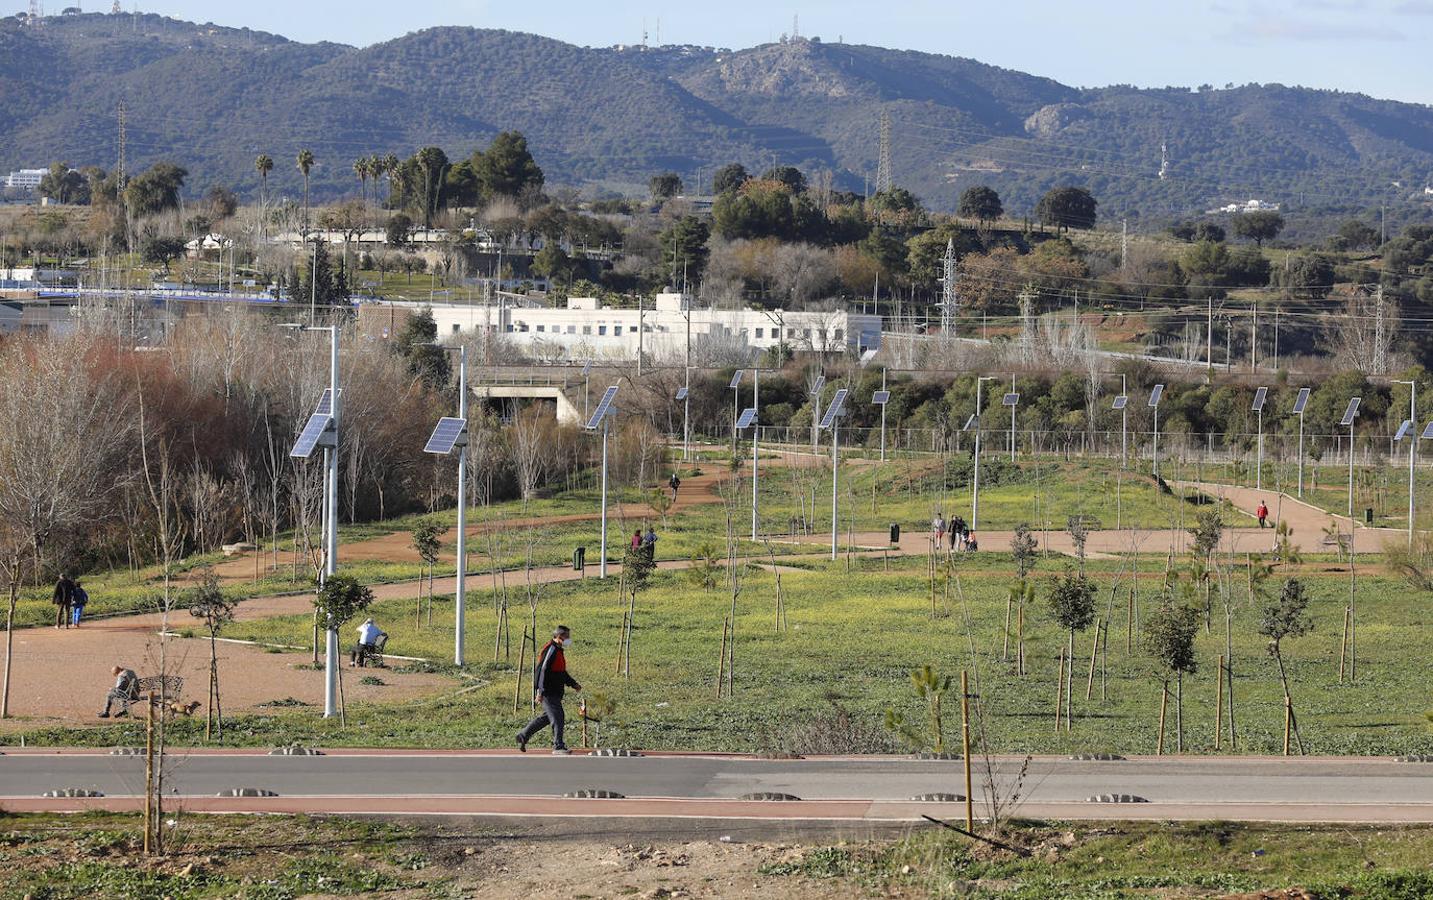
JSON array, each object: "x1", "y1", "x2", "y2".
[
  {"x1": 351, "y1": 617, "x2": 387, "y2": 667},
  {"x1": 98, "y1": 665, "x2": 139, "y2": 718}
]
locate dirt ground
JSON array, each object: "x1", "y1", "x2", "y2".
[{"x1": 0, "y1": 613, "x2": 449, "y2": 730}]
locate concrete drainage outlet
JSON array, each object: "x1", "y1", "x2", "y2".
[
  {"x1": 563, "y1": 789, "x2": 626, "y2": 799},
  {"x1": 588, "y1": 749, "x2": 643, "y2": 758},
  {"x1": 1086, "y1": 794, "x2": 1148, "y2": 803},
  {"x1": 269, "y1": 746, "x2": 323, "y2": 756},
  {"x1": 756, "y1": 751, "x2": 804, "y2": 760},
  {"x1": 739, "y1": 792, "x2": 802, "y2": 801},
  {"x1": 1397, "y1": 755, "x2": 1433, "y2": 763},
  {"x1": 913, "y1": 752, "x2": 960, "y2": 761},
  {"x1": 911, "y1": 793, "x2": 966, "y2": 802},
  {"x1": 218, "y1": 788, "x2": 279, "y2": 797},
  {"x1": 109, "y1": 748, "x2": 144, "y2": 756},
  {"x1": 42, "y1": 788, "x2": 104, "y2": 798},
  {"x1": 1069, "y1": 754, "x2": 1126, "y2": 761}
]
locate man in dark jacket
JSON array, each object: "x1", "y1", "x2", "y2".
[
  {"x1": 52, "y1": 573, "x2": 76, "y2": 630},
  {"x1": 516, "y1": 625, "x2": 582, "y2": 754}
]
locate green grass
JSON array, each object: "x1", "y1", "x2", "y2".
[{"x1": 23, "y1": 549, "x2": 1432, "y2": 756}]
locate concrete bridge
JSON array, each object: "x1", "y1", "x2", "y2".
[{"x1": 472, "y1": 373, "x2": 584, "y2": 425}]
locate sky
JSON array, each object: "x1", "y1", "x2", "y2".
[{"x1": 37, "y1": 0, "x2": 1433, "y2": 105}]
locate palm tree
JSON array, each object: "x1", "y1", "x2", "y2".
[
  {"x1": 254, "y1": 154, "x2": 273, "y2": 239},
  {"x1": 354, "y1": 156, "x2": 369, "y2": 229},
  {"x1": 296, "y1": 149, "x2": 315, "y2": 233},
  {"x1": 381, "y1": 154, "x2": 399, "y2": 209}
]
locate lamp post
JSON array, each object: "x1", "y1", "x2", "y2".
[
  {"x1": 729, "y1": 370, "x2": 744, "y2": 456},
  {"x1": 1109, "y1": 374, "x2": 1129, "y2": 468},
  {"x1": 676, "y1": 385, "x2": 690, "y2": 463},
  {"x1": 1252, "y1": 387, "x2": 1268, "y2": 491},
  {"x1": 1293, "y1": 387, "x2": 1310, "y2": 497},
  {"x1": 972, "y1": 376, "x2": 998, "y2": 532},
  {"x1": 1004, "y1": 375, "x2": 1019, "y2": 462},
  {"x1": 423, "y1": 344, "x2": 470, "y2": 666},
  {"x1": 586, "y1": 386, "x2": 620, "y2": 579},
  {"x1": 810, "y1": 373, "x2": 826, "y2": 455},
  {"x1": 752, "y1": 366, "x2": 761, "y2": 541},
  {"x1": 1394, "y1": 380, "x2": 1417, "y2": 546},
  {"x1": 1149, "y1": 384, "x2": 1165, "y2": 479},
  {"x1": 1341, "y1": 397, "x2": 1361, "y2": 521},
  {"x1": 820, "y1": 389, "x2": 850, "y2": 561},
  {"x1": 281, "y1": 323, "x2": 340, "y2": 718},
  {"x1": 879, "y1": 368, "x2": 888, "y2": 462}
]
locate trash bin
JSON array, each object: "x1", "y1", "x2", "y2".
[
  {"x1": 574, "y1": 547, "x2": 586, "y2": 571},
  {"x1": 889, "y1": 523, "x2": 901, "y2": 544},
  {"x1": 1365, "y1": 508, "x2": 1374, "y2": 524}
]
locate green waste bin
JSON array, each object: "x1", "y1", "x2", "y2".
[
  {"x1": 574, "y1": 547, "x2": 586, "y2": 571},
  {"x1": 1365, "y1": 508, "x2": 1374, "y2": 525},
  {"x1": 889, "y1": 523, "x2": 901, "y2": 544}
]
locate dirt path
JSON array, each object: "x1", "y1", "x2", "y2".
[{"x1": 1172, "y1": 480, "x2": 1406, "y2": 554}]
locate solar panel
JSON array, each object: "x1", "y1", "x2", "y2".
[
  {"x1": 424, "y1": 417, "x2": 468, "y2": 455},
  {"x1": 729, "y1": 370, "x2": 744, "y2": 390},
  {"x1": 314, "y1": 388, "x2": 341, "y2": 417},
  {"x1": 581, "y1": 360, "x2": 593, "y2": 377},
  {"x1": 289, "y1": 414, "x2": 332, "y2": 459},
  {"x1": 810, "y1": 375, "x2": 826, "y2": 396},
  {"x1": 1112, "y1": 395, "x2": 1129, "y2": 410},
  {"x1": 736, "y1": 407, "x2": 757, "y2": 430},
  {"x1": 1251, "y1": 387, "x2": 1268, "y2": 413},
  {"x1": 1396, "y1": 419, "x2": 1414, "y2": 442},
  {"x1": 1292, "y1": 387, "x2": 1311, "y2": 414},
  {"x1": 872, "y1": 390, "x2": 891, "y2": 405},
  {"x1": 1002, "y1": 392, "x2": 1020, "y2": 407},
  {"x1": 586, "y1": 385, "x2": 620, "y2": 430},
  {"x1": 819, "y1": 388, "x2": 849, "y2": 430},
  {"x1": 1422, "y1": 422, "x2": 1433, "y2": 440},
  {"x1": 1340, "y1": 397, "x2": 1361, "y2": 427},
  {"x1": 1148, "y1": 384, "x2": 1165, "y2": 407},
  {"x1": 675, "y1": 387, "x2": 689, "y2": 401},
  {"x1": 962, "y1": 414, "x2": 977, "y2": 432}
]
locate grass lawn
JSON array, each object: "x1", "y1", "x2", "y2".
[{"x1": 24, "y1": 548, "x2": 1433, "y2": 757}]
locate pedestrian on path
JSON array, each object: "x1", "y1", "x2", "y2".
[
  {"x1": 951, "y1": 515, "x2": 967, "y2": 551},
  {"x1": 51, "y1": 573, "x2": 75, "y2": 629},
  {"x1": 516, "y1": 625, "x2": 582, "y2": 754},
  {"x1": 931, "y1": 512, "x2": 946, "y2": 548},
  {"x1": 630, "y1": 529, "x2": 643, "y2": 553},
  {"x1": 643, "y1": 526, "x2": 657, "y2": 562},
  {"x1": 1256, "y1": 500, "x2": 1269, "y2": 529},
  {"x1": 669, "y1": 473, "x2": 681, "y2": 500},
  {"x1": 70, "y1": 581, "x2": 88, "y2": 627}
]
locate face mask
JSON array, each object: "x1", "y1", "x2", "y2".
[{"x1": 561, "y1": 638, "x2": 573, "y2": 649}]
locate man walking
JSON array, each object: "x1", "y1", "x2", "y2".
[
  {"x1": 1256, "y1": 500, "x2": 1269, "y2": 529},
  {"x1": 669, "y1": 473, "x2": 681, "y2": 501},
  {"x1": 98, "y1": 665, "x2": 139, "y2": 718},
  {"x1": 52, "y1": 573, "x2": 75, "y2": 630},
  {"x1": 517, "y1": 625, "x2": 582, "y2": 754}
]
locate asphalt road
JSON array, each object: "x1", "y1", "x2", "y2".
[{"x1": 6, "y1": 751, "x2": 1433, "y2": 823}]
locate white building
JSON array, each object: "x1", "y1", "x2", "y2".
[
  {"x1": 2, "y1": 169, "x2": 46, "y2": 191},
  {"x1": 382, "y1": 292, "x2": 882, "y2": 361}
]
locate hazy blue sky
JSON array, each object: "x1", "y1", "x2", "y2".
[{"x1": 54, "y1": 0, "x2": 1433, "y2": 104}]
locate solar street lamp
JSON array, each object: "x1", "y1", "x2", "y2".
[
  {"x1": 729, "y1": 369, "x2": 744, "y2": 456},
  {"x1": 1003, "y1": 380, "x2": 1020, "y2": 463},
  {"x1": 736, "y1": 405, "x2": 760, "y2": 540},
  {"x1": 1341, "y1": 397, "x2": 1361, "y2": 520},
  {"x1": 810, "y1": 374, "x2": 826, "y2": 454},
  {"x1": 1292, "y1": 388, "x2": 1310, "y2": 497},
  {"x1": 1394, "y1": 380, "x2": 1417, "y2": 546},
  {"x1": 1148, "y1": 384, "x2": 1165, "y2": 479},
  {"x1": 1108, "y1": 373, "x2": 1129, "y2": 469},
  {"x1": 1252, "y1": 387, "x2": 1268, "y2": 490},
  {"x1": 819, "y1": 388, "x2": 849, "y2": 560},
  {"x1": 752, "y1": 367, "x2": 761, "y2": 541},
  {"x1": 586, "y1": 386, "x2": 620, "y2": 579},
  {"x1": 282, "y1": 323, "x2": 341, "y2": 718},
  {"x1": 581, "y1": 359, "x2": 593, "y2": 422},
  {"x1": 423, "y1": 343, "x2": 470, "y2": 666},
  {"x1": 872, "y1": 368, "x2": 890, "y2": 462},
  {"x1": 971, "y1": 377, "x2": 998, "y2": 532},
  {"x1": 675, "y1": 385, "x2": 690, "y2": 462}
]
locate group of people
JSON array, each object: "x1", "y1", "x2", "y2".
[
  {"x1": 51, "y1": 573, "x2": 89, "y2": 628},
  {"x1": 629, "y1": 526, "x2": 658, "y2": 561},
  {"x1": 930, "y1": 513, "x2": 979, "y2": 553}
]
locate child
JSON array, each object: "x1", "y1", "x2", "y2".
[{"x1": 71, "y1": 581, "x2": 89, "y2": 627}]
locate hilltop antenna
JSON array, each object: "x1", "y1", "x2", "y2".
[
  {"x1": 28, "y1": 0, "x2": 43, "y2": 22},
  {"x1": 110, "y1": 0, "x2": 119, "y2": 12},
  {"x1": 792, "y1": 14, "x2": 800, "y2": 39},
  {"x1": 654, "y1": 17, "x2": 661, "y2": 46},
  {"x1": 1158, "y1": 141, "x2": 1170, "y2": 180},
  {"x1": 875, "y1": 110, "x2": 893, "y2": 194}
]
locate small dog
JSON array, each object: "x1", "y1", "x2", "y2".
[{"x1": 169, "y1": 700, "x2": 202, "y2": 717}]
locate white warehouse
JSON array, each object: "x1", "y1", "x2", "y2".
[{"x1": 390, "y1": 293, "x2": 882, "y2": 361}]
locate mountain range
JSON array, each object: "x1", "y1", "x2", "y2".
[{"x1": 2, "y1": 12, "x2": 1432, "y2": 221}]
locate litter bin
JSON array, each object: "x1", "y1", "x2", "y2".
[
  {"x1": 574, "y1": 546, "x2": 586, "y2": 571},
  {"x1": 889, "y1": 523, "x2": 901, "y2": 545},
  {"x1": 1365, "y1": 508, "x2": 1374, "y2": 525}
]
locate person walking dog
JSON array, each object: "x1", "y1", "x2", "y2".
[{"x1": 516, "y1": 626, "x2": 582, "y2": 754}]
